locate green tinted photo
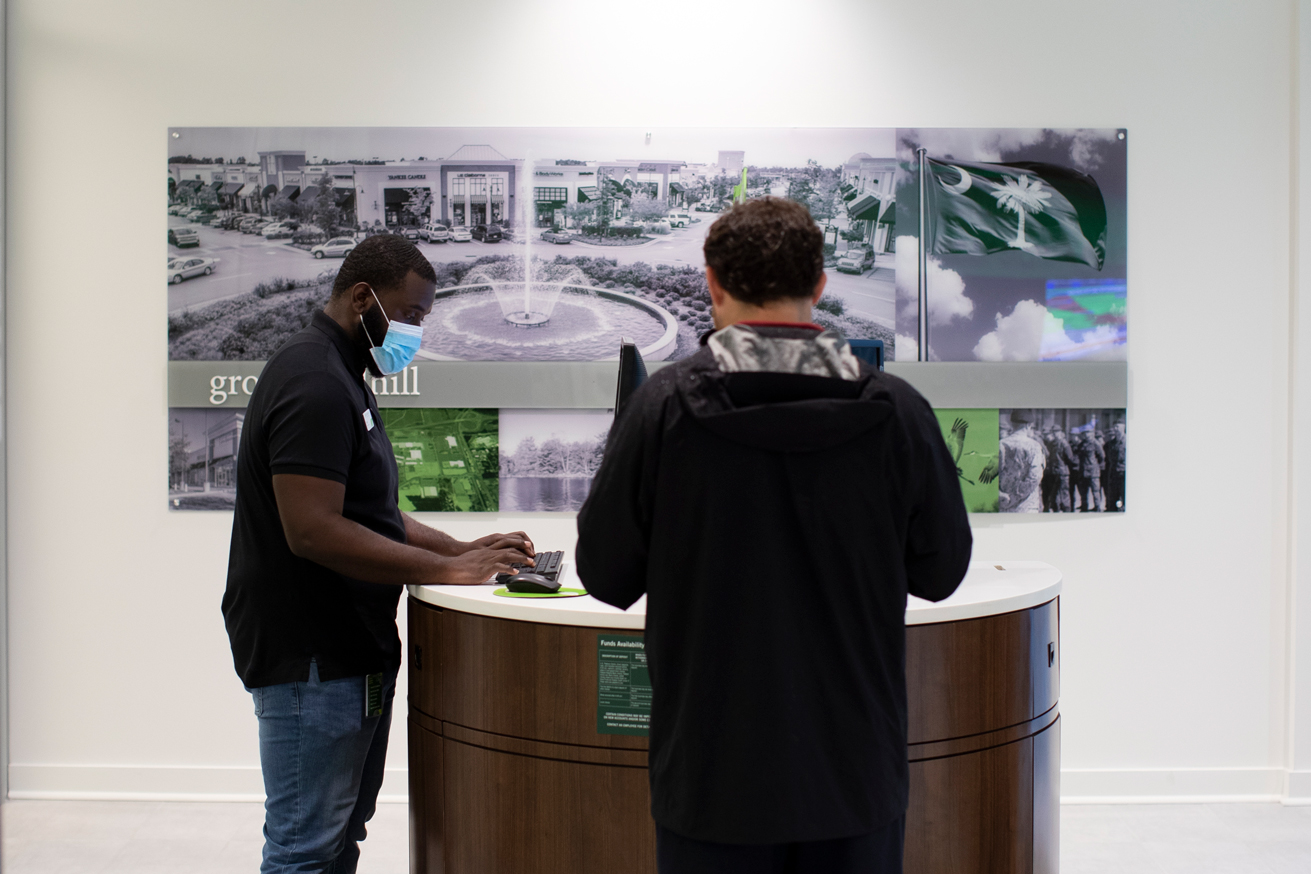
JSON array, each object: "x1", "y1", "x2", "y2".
[
  {"x1": 934, "y1": 408, "x2": 1000, "y2": 513},
  {"x1": 379, "y1": 409, "x2": 499, "y2": 512}
]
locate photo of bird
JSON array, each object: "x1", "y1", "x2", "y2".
[
  {"x1": 947, "y1": 417, "x2": 976, "y2": 485},
  {"x1": 946, "y1": 416, "x2": 1000, "y2": 487},
  {"x1": 934, "y1": 408, "x2": 1001, "y2": 514}
]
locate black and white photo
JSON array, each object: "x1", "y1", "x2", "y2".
[
  {"x1": 999, "y1": 408, "x2": 1127, "y2": 513},
  {"x1": 498, "y1": 409, "x2": 613, "y2": 512},
  {"x1": 167, "y1": 127, "x2": 899, "y2": 366},
  {"x1": 168, "y1": 408, "x2": 244, "y2": 510}
]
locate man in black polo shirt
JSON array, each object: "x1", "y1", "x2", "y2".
[
  {"x1": 576, "y1": 199, "x2": 971, "y2": 874},
  {"x1": 223, "y1": 235, "x2": 533, "y2": 874}
]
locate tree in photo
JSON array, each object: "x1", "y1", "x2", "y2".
[
  {"x1": 565, "y1": 201, "x2": 597, "y2": 229},
  {"x1": 402, "y1": 187, "x2": 433, "y2": 226},
  {"x1": 503, "y1": 429, "x2": 610, "y2": 477},
  {"x1": 270, "y1": 197, "x2": 303, "y2": 221},
  {"x1": 169, "y1": 420, "x2": 190, "y2": 490},
  {"x1": 627, "y1": 190, "x2": 669, "y2": 223},
  {"x1": 310, "y1": 173, "x2": 342, "y2": 237}
]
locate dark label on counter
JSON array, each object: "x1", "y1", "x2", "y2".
[{"x1": 597, "y1": 634, "x2": 650, "y2": 736}]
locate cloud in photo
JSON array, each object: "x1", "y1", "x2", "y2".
[
  {"x1": 899, "y1": 128, "x2": 1120, "y2": 172},
  {"x1": 894, "y1": 333, "x2": 944, "y2": 362},
  {"x1": 895, "y1": 235, "x2": 974, "y2": 327},
  {"x1": 973, "y1": 299, "x2": 1046, "y2": 361}
]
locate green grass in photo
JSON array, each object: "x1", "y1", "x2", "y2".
[
  {"x1": 379, "y1": 408, "x2": 499, "y2": 512},
  {"x1": 934, "y1": 408, "x2": 1000, "y2": 513}
]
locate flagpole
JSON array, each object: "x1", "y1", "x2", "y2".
[{"x1": 917, "y1": 147, "x2": 929, "y2": 362}]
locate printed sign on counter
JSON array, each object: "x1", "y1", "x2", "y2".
[{"x1": 597, "y1": 634, "x2": 651, "y2": 736}]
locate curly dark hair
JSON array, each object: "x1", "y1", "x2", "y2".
[
  {"x1": 331, "y1": 234, "x2": 437, "y2": 298},
  {"x1": 702, "y1": 197, "x2": 824, "y2": 305}
]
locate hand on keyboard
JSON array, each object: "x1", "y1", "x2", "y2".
[{"x1": 496, "y1": 550, "x2": 563, "y2": 585}]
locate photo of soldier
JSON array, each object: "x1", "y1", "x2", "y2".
[
  {"x1": 1000, "y1": 408, "x2": 1125, "y2": 513},
  {"x1": 1073, "y1": 426, "x2": 1106, "y2": 512},
  {"x1": 1041, "y1": 424, "x2": 1075, "y2": 512},
  {"x1": 991, "y1": 409, "x2": 1047, "y2": 513},
  {"x1": 1104, "y1": 422, "x2": 1127, "y2": 511}
]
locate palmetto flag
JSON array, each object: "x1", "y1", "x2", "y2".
[{"x1": 925, "y1": 158, "x2": 1107, "y2": 269}]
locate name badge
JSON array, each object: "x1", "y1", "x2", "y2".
[{"x1": 363, "y1": 409, "x2": 375, "y2": 431}]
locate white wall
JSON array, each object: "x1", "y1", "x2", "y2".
[{"x1": 6, "y1": 0, "x2": 1304, "y2": 802}]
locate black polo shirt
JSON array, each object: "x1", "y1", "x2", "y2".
[{"x1": 222, "y1": 311, "x2": 405, "y2": 688}]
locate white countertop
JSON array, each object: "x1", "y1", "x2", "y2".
[{"x1": 407, "y1": 560, "x2": 1061, "y2": 630}]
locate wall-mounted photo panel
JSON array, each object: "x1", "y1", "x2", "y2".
[
  {"x1": 933, "y1": 408, "x2": 1001, "y2": 513},
  {"x1": 1000, "y1": 408, "x2": 1126, "y2": 513},
  {"x1": 895, "y1": 128, "x2": 1127, "y2": 362},
  {"x1": 167, "y1": 127, "x2": 899, "y2": 367},
  {"x1": 499, "y1": 409, "x2": 614, "y2": 512},
  {"x1": 168, "y1": 408, "x2": 244, "y2": 510},
  {"x1": 378, "y1": 409, "x2": 499, "y2": 512}
]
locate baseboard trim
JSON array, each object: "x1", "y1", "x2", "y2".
[
  {"x1": 1060, "y1": 767, "x2": 1286, "y2": 803},
  {"x1": 1283, "y1": 769, "x2": 1311, "y2": 805},
  {"x1": 1063, "y1": 794, "x2": 1284, "y2": 804},
  {"x1": 7, "y1": 764, "x2": 407, "y2": 803}
]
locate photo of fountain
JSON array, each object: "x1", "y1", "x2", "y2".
[
  {"x1": 416, "y1": 155, "x2": 679, "y2": 361},
  {"x1": 416, "y1": 256, "x2": 679, "y2": 361}
]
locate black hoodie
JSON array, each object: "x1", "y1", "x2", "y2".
[{"x1": 576, "y1": 325, "x2": 972, "y2": 845}]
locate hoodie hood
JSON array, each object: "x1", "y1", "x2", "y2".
[{"x1": 681, "y1": 324, "x2": 893, "y2": 453}]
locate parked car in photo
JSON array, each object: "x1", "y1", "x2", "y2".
[
  {"x1": 168, "y1": 256, "x2": 220, "y2": 283},
  {"x1": 420, "y1": 224, "x2": 450, "y2": 242},
  {"x1": 471, "y1": 224, "x2": 503, "y2": 243},
  {"x1": 449, "y1": 226, "x2": 472, "y2": 242},
  {"x1": 183, "y1": 209, "x2": 205, "y2": 221},
  {"x1": 168, "y1": 227, "x2": 200, "y2": 248},
  {"x1": 262, "y1": 221, "x2": 300, "y2": 239},
  {"x1": 400, "y1": 226, "x2": 421, "y2": 241},
  {"x1": 694, "y1": 202, "x2": 720, "y2": 212},
  {"x1": 666, "y1": 211, "x2": 692, "y2": 228},
  {"x1": 541, "y1": 228, "x2": 574, "y2": 244},
  {"x1": 835, "y1": 247, "x2": 874, "y2": 274},
  {"x1": 242, "y1": 218, "x2": 272, "y2": 234},
  {"x1": 311, "y1": 236, "x2": 358, "y2": 259},
  {"x1": 168, "y1": 204, "x2": 186, "y2": 215}
]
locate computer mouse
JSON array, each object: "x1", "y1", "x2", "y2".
[{"x1": 505, "y1": 573, "x2": 562, "y2": 594}]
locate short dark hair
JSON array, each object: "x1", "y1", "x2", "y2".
[
  {"x1": 331, "y1": 234, "x2": 438, "y2": 298},
  {"x1": 702, "y1": 197, "x2": 824, "y2": 305}
]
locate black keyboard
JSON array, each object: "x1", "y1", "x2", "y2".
[{"x1": 496, "y1": 550, "x2": 563, "y2": 584}]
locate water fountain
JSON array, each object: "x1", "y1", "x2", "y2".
[
  {"x1": 414, "y1": 156, "x2": 679, "y2": 362},
  {"x1": 416, "y1": 256, "x2": 679, "y2": 361}
]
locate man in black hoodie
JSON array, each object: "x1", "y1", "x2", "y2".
[{"x1": 576, "y1": 198, "x2": 972, "y2": 874}]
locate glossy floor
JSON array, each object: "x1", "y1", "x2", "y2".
[{"x1": 3, "y1": 800, "x2": 1311, "y2": 873}]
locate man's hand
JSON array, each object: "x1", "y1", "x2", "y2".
[
  {"x1": 439, "y1": 546, "x2": 535, "y2": 585},
  {"x1": 467, "y1": 531, "x2": 535, "y2": 559}
]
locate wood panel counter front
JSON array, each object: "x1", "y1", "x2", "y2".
[{"x1": 407, "y1": 561, "x2": 1061, "y2": 874}]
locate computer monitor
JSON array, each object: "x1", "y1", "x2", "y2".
[
  {"x1": 614, "y1": 338, "x2": 648, "y2": 416},
  {"x1": 848, "y1": 339, "x2": 885, "y2": 371}
]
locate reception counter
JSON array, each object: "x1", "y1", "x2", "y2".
[{"x1": 406, "y1": 560, "x2": 1061, "y2": 874}]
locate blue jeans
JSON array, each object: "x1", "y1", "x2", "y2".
[{"x1": 251, "y1": 659, "x2": 397, "y2": 874}]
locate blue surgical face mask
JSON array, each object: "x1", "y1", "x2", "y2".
[{"x1": 360, "y1": 287, "x2": 423, "y2": 375}]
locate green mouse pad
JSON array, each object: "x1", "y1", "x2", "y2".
[{"x1": 493, "y1": 586, "x2": 588, "y2": 599}]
